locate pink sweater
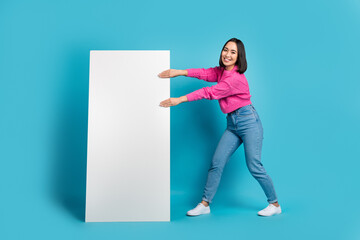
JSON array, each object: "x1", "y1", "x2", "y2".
[{"x1": 185, "y1": 65, "x2": 252, "y2": 114}]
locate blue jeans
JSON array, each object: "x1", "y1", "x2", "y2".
[{"x1": 202, "y1": 104, "x2": 278, "y2": 204}]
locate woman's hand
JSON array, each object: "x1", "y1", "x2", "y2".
[
  {"x1": 158, "y1": 69, "x2": 187, "y2": 78},
  {"x1": 159, "y1": 96, "x2": 188, "y2": 108}
]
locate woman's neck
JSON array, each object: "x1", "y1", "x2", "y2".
[{"x1": 225, "y1": 65, "x2": 235, "y2": 71}]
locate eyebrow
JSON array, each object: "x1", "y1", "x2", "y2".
[{"x1": 224, "y1": 47, "x2": 237, "y2": 52}]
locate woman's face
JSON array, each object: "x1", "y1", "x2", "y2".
[{"x1": 221, "y1": 41, "x2": 238, "y2": 69}]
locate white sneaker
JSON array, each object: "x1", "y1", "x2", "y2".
[
  {"x1": 257, "y1": 204, "x2": 282, "y2": 217},
  {"x1": 186, "y1": 203, "x2": 210, "y2": 216}
]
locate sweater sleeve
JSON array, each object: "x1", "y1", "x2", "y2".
[
  {"x1": 186, "y1": 66, "x2": 222, "y2": 82},
  {"x1": 185, "y1": 81, "x2": 233, "y2": 102}
]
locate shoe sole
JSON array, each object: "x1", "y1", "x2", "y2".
[
  {"x1": 186, "y1": 211, "x2": 210, "y2": 216},
  {"x1": 257, "y1": 211, "x2": 282, "y2": 217}
]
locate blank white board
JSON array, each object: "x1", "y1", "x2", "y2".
[{"x1": 85, "y1": 50, "x2": 170, "y2": 222}]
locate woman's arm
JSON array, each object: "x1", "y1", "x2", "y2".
[
  {"x1": 185, "y1": 81, "x2": 231, "y2": 102},
  {"x1": 186, "y1": 67, "x2": 221, "y2": 82},
  {"x1": 158, "y1": 67, "x2": 221, "y2": 82},
  {"x1": 158, "y1": 69, "x2": 188, "y2": 78},
  {"x1": 159, "y1": 95, "x2": 188, "y2": 108}
]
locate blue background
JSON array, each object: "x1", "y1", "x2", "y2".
[{"x1": 1, "y1": 0, "x2": 359, "y2": 239}]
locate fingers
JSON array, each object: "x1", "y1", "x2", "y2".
[
  {"x1": 159, "y1": 98, "x2": 180, "y2": 108},
  {"x1": 159, "y1": 102, "x2": 169, "y2": 107},
  {"x1": 157, "y1": 70, "x2": 167, "y2": 78},
  {"x1": 159, "y1": 98, "x2": 172, "y2": 108},
  {"x1": 158, "y1": 69, "x2": 170, "y2": 78},
  {"x1": 159, "y1": 99, "x2": 168, "y2": 107}
]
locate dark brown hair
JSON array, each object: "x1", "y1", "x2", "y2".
[{"x1": 219, "y1": 38, "x2": 247, "y2": 74}]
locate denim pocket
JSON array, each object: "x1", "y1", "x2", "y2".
[
  {"x1": 234, "y1": 106, "x2": 256, "y2": 126},
  {"x1": 226, "y1": 114, "x2": 236, "y2": 129},
  {"x1": 236, "y1": 106, "x2": 254, "y2": 117},
  {"x1": 226, "y1": 114, "x2": 232, "y2": 124}
]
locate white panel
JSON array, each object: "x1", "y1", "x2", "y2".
[{"x1": 85, "y1": 50, "x2": 170, "y2": 222}]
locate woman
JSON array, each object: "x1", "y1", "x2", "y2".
[{"x1": 158, "y1": 38, "x2": 281, "y2": 217}]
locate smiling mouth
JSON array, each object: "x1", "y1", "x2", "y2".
[{"x1": 224, "y1": 58, "x2": 231, "y2": 63}]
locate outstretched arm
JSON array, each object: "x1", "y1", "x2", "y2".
[
  {"x1": 158, "y1": 67, "x2": 221, "y2": 82},
  {"x1": 159, "y1": 96, "x2": 188, "y2": 108},
  {"x1": 186, "y1": 67, "x2": 221, "y2": 82},
  {"x1": 186, "y1": 81, "x2": 232, "y2": 101},
  {"x1": 158, "y1": 69, "x2": 188, "y2": 78}
]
